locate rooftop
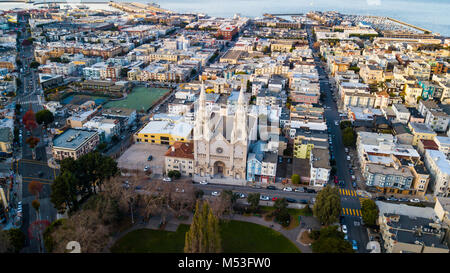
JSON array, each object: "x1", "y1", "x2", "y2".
[{"x1": 53, "y1": 128, "x2": 98, "y2": 150}]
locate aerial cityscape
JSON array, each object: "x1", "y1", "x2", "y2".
[{"x1": 0, "y1": 0, "x2": 449, "y2": 257}]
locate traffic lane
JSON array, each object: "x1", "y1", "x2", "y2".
[
  {"x1": 194, "y1": 184, "x2": 316, "y2": 201},
  {"x1": 343, "y1": 216, "x2": 367, "y2": 253}
]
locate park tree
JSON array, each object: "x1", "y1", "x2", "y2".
[
  {"x1": 311, "y1": 226, "x2": 354, "y2": 253},
  {"x1": 168, "y1": 170, "x2": 181, "y2": 179},
  {"x1": 361, "y1": 199, "x2": 379, "y2": 227},
  {"x1": 247, "y1": 193, "x2": 260, "y2": 211},
  {"x1": 184, "y1": 200, "x2": 222, "y2": 253},
  {"x1": 313, "y1": 185, "x2": 341, "y2": 225},
  {"x1": 273, "y1": 198, "x2": 290, "y2": 227},
  {"x1": 342, "y1": 127, "x2": 355, "y2": 147},
  {"x1": 50, "y1": 171, "x2": 79, "y2": 213},
  {"x1": 5, "y1": 229, "x2": 25, "y2": 253},
  {"x1": 291, "y1": 174, "x2": 300, "y2": 184},
  {"x1": 35, "y1": 109, "x2": 54, "y2": 126}
]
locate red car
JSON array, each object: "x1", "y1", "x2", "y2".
[
  {"x1": 272, "y1": 197, "x2": 278, "y2": 201},
  {"x1": 334, "y1": 176, "x2": 338, "y2": 184}
]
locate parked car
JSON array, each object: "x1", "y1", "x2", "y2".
[
  {"x1": 144, "y1": 165, "x2": 150, "y2": 172},
  {"x1": 352, "y1": 182, "x2": 357, "y2": 188},
  {"x1": 387, "y1": 196, "x2": 398, "y2": 201},
  {"x1": 272, "y1": 197, "x2": 278, "y2": 201},
  {"x1": 306, "y1": 189, "x2": 316, "y2": 193},
  {"x1": 211, "y1": 191, "x2": 221, "y2": 196},
  {"x1": 162, "y1": 177, "x2": 172, "y2": 182},
  {"x1": 347, "y1": 155, "x2": 351, "y2": 161},
  {"x1": 352, "y1": 240, "x2": 358, "y2": 251},
  {"x1": 238, "y1": 193, "x2": 247, "y2": 199},
  {"x1": 38, "y1": 171, "x2": 44, "y2": 177},
  {"x1": 342, "y1": 225, "x2": 348, "y2": 234},
  {"x1": 283, "y1": 187, "x2": 293, "y2": 192},
  {"x1": 266, "y1": 185, "x2": 277, "y2": 190},
  {"x1": 199, "y1": 180, "x2": 208, "y2": 185},
  {"x1": 294, "y1": 187, "x2": 304, "y2": 192},
  {"x1": 375, "y1": 196, "x2": 386, "y2": 201},
  {"x1": 344, "y1": 234, "x2": 349, "y2": 241},
  {"x1": 345, "y1": 148, "x2": 349, "y2": 153},
  {"x1": 253, "y1": 185, "x2": 262, "y2": 189},
  {"x1": 286, "y1": 198, "x2": 296, "y2": 203},
  {"x1": 299, "y1": 199, "x2": 308, "y2": 204},
  {"x1": 260, "y1": 195, "x2": 270, "y2": 201},
  {"x1": 399, "y1": 198, "x2": 409, "y2": 202},
  {"x1": 410, "y1": 198, "x2": 420, "y2": 203},
  {"x1": 147, "y1": 155, "x2": 153, "y2": 161}
]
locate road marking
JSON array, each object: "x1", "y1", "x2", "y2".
[
  {"x1": 346, "y1": 208, "x2": 349, "y2": 215},
  {"x1": 22, "y1": 176, "x2": 53, "y2": 182},
  {"x1": 21, "y1": 179, "x2": 52, "y2": 185},
  {"x1": 19, "y1": 159, "x2": 49, "y2": 166},
  {"x1": 353, "y1": 209, "x2": 357, "y2": 216},
  {"x1": 342, "y1": 208, "x2": 345, "y2": 215}
]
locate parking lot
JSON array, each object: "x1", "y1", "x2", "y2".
[{"x1": 117, "y1": 143, "x2": 169, "y2": 175}]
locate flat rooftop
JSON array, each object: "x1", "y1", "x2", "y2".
[{"x1": 53, "y1": 128, "x2": 98, "y2": 150}]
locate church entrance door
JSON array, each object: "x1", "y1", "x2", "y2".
[{"x1": 214, "y1": 161, "x2": 225, "y2": 177}]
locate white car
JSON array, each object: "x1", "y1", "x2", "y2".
[
  {"x1": 162, "y1": 177, "x2": 172, "y2": 182},
  {"x1": 211, "y1": 191, "x2": 221, "y2": 196},
  {"x1": 175, "y1": 188, "x2": 185, "y2": 193},
  {"x1": 199, "y1": 180, "x2": 208, "y2": 185},
  {"x1": 144, "y1": 165, "x2": 150, "y2": 172},
  {"x1": 409, "y1": 198, "x2": 420, "y2": 203},
  {"x1": 283, "y1": 187, "x2": 293, "y2": 192},
  {"x1": 238, "y1": 193, "x2": 247, "y2": 199},
  {"x1": 342, "y1": 225, "x2": 348, "y2": 234},
  {"x1": 260, "y1": 195, "x2": 270, "y2": 201}
]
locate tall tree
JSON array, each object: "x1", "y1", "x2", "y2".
[
  {"x1": 22, "y1": 108, "x2": 38, "y2": 132},
  {"x1": 311, "y1": 225, "x2": 354, "y2": 253},
  {"x1": 313, "y1": 185, "x2": 341, "y2": 225},
  {"x1": 35, "y1": 109, "x2": 54, "y2": 126},
  {"x1": 247, "y1": 193, "x2": 260, "y2": 211},
  {"x1": 25, "y1": 136, "x2": 40, "y2": 160},
  {"x1": 184, "y1": 201, "x2": 222, "y2": 253},
  {"x1": 50, "y1": 171, "x2": 79, "y2": 213},
  {"x1": 5, "y1": 229, "x2": 26, "y2": 253},
  {"x1": 361, "y1": 199, "x2": 379, "y2": 227}
]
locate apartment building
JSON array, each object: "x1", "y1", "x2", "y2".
[
  {"x1": 52, "y1": 128, "x2": 100, "y2": 161},
  {"x1": 379, "y1": 213, "x2": 448, "y2": 253},
  {"x1": 408, "y1": 122, "x2": 437, "y2": 146},
  {"x1": 434, "y1": 136, "x2": 450, "y2": 159},
  {"x1": 392, "y1": 104, "x2": 411, "y2": 124},
  {"x1": 360, "y1": 64, "x2": 384, "y2": 84},
  {"x1": 310, "y1": 148, "x2": 331, "y2": 187},
  {"x1": 424, "y1": 149, "x2": 450, "y2": 197}
]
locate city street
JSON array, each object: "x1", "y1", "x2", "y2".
[{"x1": 306, "y1": 24, "x2": 370, "y2": 252}]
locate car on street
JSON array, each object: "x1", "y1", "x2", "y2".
[
  {"x1": 339, "y1": 180, "x2": 345, "y2": 187},
  {"x1": 345, "y1": 148, "x2": 349, "y2": 153},
  {"x1": 286, "y1": 198, "x2": 296, "y2": 203},
  {"x1": 352, "y1": 240, "x2": 358, "y2": 251},
  {"x1": 344, "y1": 234, "x2": 349, "y2": 241},
  {"x1": 342, "y1": 225, "x2": 348, "y2": 234},
  {"x1": 260, "y1": 195, "x2": 270, "y2": 201},
  {"x1": 399, "y1": 198, "x2": 409, "y2": 202},
  {"x1": 38, "y1": 171, "x2": 44, "y2": 177},
  {"x1": 295, "y1": 187, "x2": 305, "y2": 193},
  {"x1": 283, "y1": 187, "x2": 293, "y2": 192},
  {"x1": 199, "y1": 180, "x2": 208, "y2": 185},
  {"x1": 410, "y1": 198, "x2": 420, "y2": 203},
  {"x1": 352, "y1": 182, "x2": 357, "y2": 188},
  {"x1": 299, "y1": 199, "x2": 308, "y2": 204},
  {"x1": 162, "y1": 177, "x2": 172, "y2": 182},
  {"x1": 375, "y1": 196, "x2": 386, "y2": 201},
  {"x1": 387, "y1": 196, "x2": 398, "y2": 201},
  {"x1": 144, "y1": 165, "x2": 150, "y2": 172},
  {"x1": 253, "y1": 185, "x2": 262, "y2": 189},
  {"x1": 147, "y1": 155, "x2": 153, "y2": 161},
  {"x1": 334, "y1": 176, "x2": 338, "y2": 184},
  {"x1": 266, "y1": 185, "x2": 277, "y2": 190},
  {"x1": 211, "y1": 191, "x2": 221, "y2": 196},
  {"x1": 335, "y1": 121, "x2": 339, "y2": 126},
  {"x1": 306, "y1": 189, "x2": 316, "y2": 193},
  {"x1": 238, "y1": 193, "x2": 247, "y2": 199}
]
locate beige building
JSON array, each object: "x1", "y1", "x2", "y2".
[
  {"x1": 379, "y1": 213, "x2": 449, "y2": 253},
  {"x1": 434, "y1": 197, "x2": 450, "y2": 226},
  {"x1": 360, "y1": 64, "x2": 384, "y2": 84},
  {"x1": 52, "y1": 128, "x2": 99, "y2": 161},
  {"x1": 165, "y1": 142, "x2": 195, "y2": 177}
]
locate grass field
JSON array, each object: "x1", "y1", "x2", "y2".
[
  {"x1": 104, "y1": 86, "x2": 170, "y2": 111},
  {"x1": 111, "y1": 220, "x2": 300, "y2": 253}
]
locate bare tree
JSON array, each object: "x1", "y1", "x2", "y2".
[{"x1": 51, "y1": 210, "x2": 111, "y2": 253}]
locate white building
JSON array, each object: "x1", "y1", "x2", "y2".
[{"x1": 424, "y1": 149, "x2": 450, "y2": 197}]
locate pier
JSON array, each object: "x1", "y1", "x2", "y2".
[{"x1": 385, "y1": 17, "x2": 432, "y2": 33}]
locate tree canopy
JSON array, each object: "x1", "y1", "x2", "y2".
[
  {"x1": 184, "y1": 200, "x2": 222, "y2": 253},
  {"x1": 313, "y1": 186, "x2": 341, "y2": 225},
  {"x1": 311, "y1": 225, "x2": 354, "y2": 253},
  {"x1": 361, "y1": 199, "x2": 379, "y2": 227},
  {"x1": 35, "y1": 109, "x2": 54, "y2": 126}
]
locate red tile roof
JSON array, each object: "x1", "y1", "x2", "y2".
[{"x1": 164, "y1": 141, "x2": 194, "y2": 159}]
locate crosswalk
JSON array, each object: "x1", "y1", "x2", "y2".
[
  {"x1": 339, "y1": 188, "x2": 358, "y2": 197},
  {"x1": 341, "y1": 207, "x2": 361, "y2": 217}
]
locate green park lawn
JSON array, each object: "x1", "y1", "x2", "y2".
[{"x1": 111, "y1": 220, "x2": 300, "y2": 253}]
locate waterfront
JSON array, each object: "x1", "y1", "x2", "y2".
[{"x1": 0, "y1": 0, "x2": 449, "y2": 35}]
